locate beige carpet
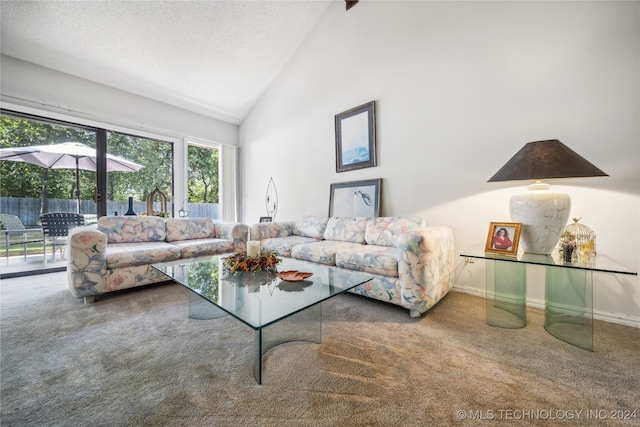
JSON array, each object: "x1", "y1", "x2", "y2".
[{"x1": 1, "y1": 272, "x2": 639, "y2": 426}]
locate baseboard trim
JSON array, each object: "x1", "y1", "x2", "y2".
[{"x1": 451, "y1": 285, "x2": 640, "y2": 329}]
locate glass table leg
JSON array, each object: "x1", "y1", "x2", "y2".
[
  {"x1": 486, "y1": 259, "x2": 527, "y2": 328},
  {"x1": 544, "y1": 267, "x2": 593, "y2": 351},
  {"x1": 188, "y1": 291, "x2": 227, "y2": 320},
  {"x1": 253, "y1": 303, "x2": 322, "y2": 384}
]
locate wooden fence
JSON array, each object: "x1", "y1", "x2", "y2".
[{"x1": 0, "y1": 197, "x2": 220, "y2": 227}]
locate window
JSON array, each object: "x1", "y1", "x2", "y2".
[
  {"x1": 186, "y1": 141, "x2": 219, "y2": 219},
  {"x1": 107, "y1": 131, "x2": 174, "y2": 217}
]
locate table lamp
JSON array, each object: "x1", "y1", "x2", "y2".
[{"x1": 488, "y1": 139, "x2": 607, "y2": 254}]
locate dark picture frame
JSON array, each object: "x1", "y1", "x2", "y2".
[
  {"x1": 329, "y1": 178, "x2": 381, "y2": 217},
  {"x1": 335, "y1": 100, "x2": 376, "y2": 172},
  {"x1": 485, "y1": 222, "x2": 522, "y2": 256},
  {"x1": 259, "y1": 216, "x2": 272, "y2": 223}
]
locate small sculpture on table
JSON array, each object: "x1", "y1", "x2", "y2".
[{"x1": 558, "y1": 218, "x2": 596, "y2": 264}]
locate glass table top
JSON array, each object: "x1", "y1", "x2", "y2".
[
  {"x1": 152, "y1": 255, "x2": 373, "y2": 330},
  {"x1": 460, "y1": 243, "x2": 637, "y2": 276}
]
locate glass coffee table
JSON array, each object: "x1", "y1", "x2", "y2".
[{"x1": 152, "y1": 255, "x2": 372, "y2": 384}]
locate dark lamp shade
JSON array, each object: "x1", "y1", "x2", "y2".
[{"x1": 487, "y1": 139, "x2": 608, "y2": 182}]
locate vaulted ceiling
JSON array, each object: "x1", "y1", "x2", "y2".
[{"x1": 0, "y1": 1, "x2": 333, "y2": 124}]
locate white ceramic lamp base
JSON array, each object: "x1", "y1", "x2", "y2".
[{"x1": 509, "y1": 182, "x2": 571, "y2": 255}]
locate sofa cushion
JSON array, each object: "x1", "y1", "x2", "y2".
[
  {"x1": 323, "y1": 217, "x2": 368, "y2": 243},
  {"x1": 98, "y1": 216, "x2": 166, "y2": 243},
  {"x1": 170, "y1": 238, "x2": 234, "y2": 258},
  {"x1": 261, "y1": 236, "x2": 320, "y2": 257},
  {"x1": 105, "y1": 241, "x2": 181, "y2": 268},
  {"x1": 365, "y1": 217, "x2": 426, "y2": 247},
  {"x1": 251, "y1": 222, "x2": 294, "y2": 240},
  {"x1": 293, "y1": 216, "x2": 329, "y2": 239},
  {"x1": 292, "y1": 240, "x2": 362, "y2": 265},
  {"x1": 165, "y1": 218, "x2": 216, "y2": 242},
  {"x1": 335, "y1": 245, "x2": 399, "y2": 278}
]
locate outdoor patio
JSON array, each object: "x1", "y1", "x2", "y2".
[{"x1": 0, "y1": 253, "x2": 67, "y2": 277}]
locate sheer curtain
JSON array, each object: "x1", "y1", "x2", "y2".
[{"x1": 220, "y1": 144, "x2": 238, "y2": 222}]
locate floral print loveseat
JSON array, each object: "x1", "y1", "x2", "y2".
[
  {"x1": 67, "y1": 216, "x2": 247, "y2": 302},
  {"x1": 250, "y1": 216, "x2": 454, "y2": 317}
]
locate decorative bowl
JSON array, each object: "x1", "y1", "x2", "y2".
[{"x1": 277, "y1": 270, "x2": 313, "y2": 282}]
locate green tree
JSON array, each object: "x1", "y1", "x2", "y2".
[
  {"x1": 106, "y1": 132, "x2": 173, "y2": 202},
  {"x1": 1, "y1": 116, "x2": 174, "y2": 212},
  {"x1": 188, "y1": 145, "x2": 218, "y2": 203}
]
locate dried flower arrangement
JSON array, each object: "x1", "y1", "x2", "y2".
[{"x1": 223, "y1": 251, "x2": 281, "y2": 273}]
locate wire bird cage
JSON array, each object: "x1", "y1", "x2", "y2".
[{"x1": 558, "y1": 218, "x2": 596, "y2": 262}]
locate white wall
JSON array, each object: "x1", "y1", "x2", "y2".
[
  {"x1": 1, "y1": 55, "x2": 239, "y2": 146},
  {"x1": 240, "y1": 1, "x2": 639, "y2": 324}
]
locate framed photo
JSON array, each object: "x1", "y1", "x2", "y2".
[
  {"x1": 485, "y1": 222, "x2": 522, "y2": 255},
  {"x1": 335, "y1": 100, "x2": 376, "y2": 172},
  {"x1": 329, "y1": 178, "x2": 381, "y2": 217},
  {"x1": 259, "y1": 216, "x2": 272, "y2": 223}
]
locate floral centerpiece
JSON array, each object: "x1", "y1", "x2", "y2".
[
  {"x1": 223, "y1": 251, "x2": 281, "y2": 273},
  {"x1": 222, "y1": 251, "x2": 281, "y2": 291}
]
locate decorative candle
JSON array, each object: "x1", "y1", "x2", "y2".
[{"x1": 247, "y1": 240, "x2": 261, "y2": 257}]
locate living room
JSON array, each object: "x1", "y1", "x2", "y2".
[
  {"x1": 3, "y1": 1, "x2": 637, "y2": 324},
  {"x1": 1, "y1": 1, "x2": 638, "y2": 425}
]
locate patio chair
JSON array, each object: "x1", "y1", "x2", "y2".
[
  {"x1": 40, "y1": 212, "x2": 85, "y2": 265},
  {"x1": 0, "y1": 214, "x2": 44, "y2": 263}
]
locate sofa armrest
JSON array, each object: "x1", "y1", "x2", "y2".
[
  {"x1": 67, "y1": 226, "x2": 108, "y2": 299},
  {"x1": 397, "y1": 226, "x2": 454, "y2": 317},
  {"x1": 249, "y1": 221, "x2": 295, "y2": 241},
  {"x1": 215, "y1": 221, "x2": 248, "y2": 251}
]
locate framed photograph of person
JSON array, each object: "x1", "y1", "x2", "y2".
[
  {"x1": 259, "y1": 217, "x2": 273, "y2": 223},
  {"x1": 329, "y1": 178, "x2": 381, "y2": 217},
  {"x1": 484, "y1": 222, "x2": 522, "y2": 256},
  {"x1": 335, "y1": 100, "x2": 376, "y2": 172}
]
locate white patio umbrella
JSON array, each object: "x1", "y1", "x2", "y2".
[{"x1": 0, "y1": 142, "x2": 144, "y2": 213}]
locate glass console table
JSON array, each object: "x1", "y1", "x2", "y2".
[{"x1": 460, "y1": 244, "x2": 637, "y2": 351}]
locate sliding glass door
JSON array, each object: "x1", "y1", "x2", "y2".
[
  {"x1": 0, "y1": 112, "x2": 174, "y2": 277},
  {"x1": 0, "y1": 113, "x2": 100, "y2": 274}
]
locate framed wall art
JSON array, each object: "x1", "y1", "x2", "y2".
[
  {"x1": 329, "y1": 178, "x2": 381, "y2": 217},
  {"x1": 259, "y1": 216, "x2": 272, "y2": 223},
  {"x1": 485, "y1": 222, "x2": 522, "y2": 256},
  {"x1": 335, "y1": 100, "x2": 376, "y2": 172}
]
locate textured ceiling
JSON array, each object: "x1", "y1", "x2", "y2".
[{"x1": 0, "y1": 1, "x2": 333, "y2": 124}]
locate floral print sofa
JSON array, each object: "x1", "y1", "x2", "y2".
[
  {"x1": 67, "y1": 216, "x2": 247, "y2": 302},
  {"x1": 250, "y1": 216, "x2": 454, "y2": 317}
]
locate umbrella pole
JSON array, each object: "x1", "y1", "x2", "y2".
[
  {"x1": 41, "y1": 169, "x2": 49, "y2": 215},
  {"x1": 75, "y1": 158, "x2": 81, "y2": 214}
]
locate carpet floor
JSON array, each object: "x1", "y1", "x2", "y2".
[{"x1": 1, "y1": 272, "x2": 638, "y2": 426}]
